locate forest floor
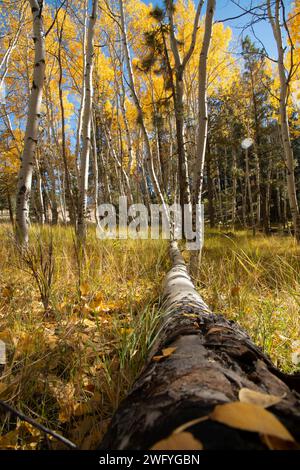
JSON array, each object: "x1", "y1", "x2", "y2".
[{"x1": 0, "y1": 224, "x2": 299, "y2": 449}]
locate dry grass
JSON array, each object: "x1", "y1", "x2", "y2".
[
  {"x1": 0, "y1": 224, "x2": 169, "y2": 449},
  {"x1": 196, "y1": 230, "x2": 300, "y2": 373},
  {"x1": 0, "y1": 224, "x2": 299, "y2": 449}
]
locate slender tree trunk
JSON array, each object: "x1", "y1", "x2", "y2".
[
  {"x1": 15, "y1": 0, "x2": 46, "y2": 245},
  {"x1": 91, "y1": 114, "x2": 100, "y2": 226},
  {"x1": 34, "y1": 152, "x2": 45, "y2": 225},
  {"x1": 57, "y1": 7, "x2": 76, "y2": 226},
  {"x1": 100, "y1": 241, "x2": 300, "y2": 450},
  {"x1": 245, "y1": 147, "x2": 255, "y2": 235},
  {"x1": 231, "y1": 147, "x2": 237, "y2": 228},
  {"x1": 193, "y1": 0, "x2": 215, "y2": 206},
  {"x1": 119, "y1": 0, "x2": 166, "y2": 211},
  {"x1": 268, "y1": 0, "x2": 300, "y2": 241},
  {"x1": 190, "y1": 0, "x2": 215, "y2": 275},
  {"x1": 7, "y1": 190, "x2": 14, "y2": 227},
  {"x1": 255, "y1": 154, "x2": 261, "y2": 226},
  {"x1": 74, "y1": 0, "x2": 88, "y2": 178},
  {"x1": 77, "y1": 0, "x2": 98, "y2": 241},
  {"x1": 206, "y1": 142, "x2": 215, "y2": 228},
  {"x1": 166, "y1": 0, "x2": 204, "y2": 215}
]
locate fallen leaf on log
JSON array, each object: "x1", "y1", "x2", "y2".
[
  {"x1": 182, "y1": 313, "x2": 198, "y2": 318},
  {"x1": 239, "y1": 388, "x2": 284, "y2": 408},
  {"x1": 151, "y1": 432, "x2": 203, "y2": 450},
  {"x1": 162, "y1": 347, "x2": 176, "y2": 357},
  {"x1": 153, "y1": 347, "x2": 176, "y2": 362},
  {"x1": 206, "y1": 326, "x2": 232, "y2": 335},
  {"x1": 210, "y1": 402, "x2": 294, "y2": 442},
  {"x1": 261, "y1": 434, "x2": 300, "y2": 450},
  {"x1": 174, "y1": 416, "x2": 209, "y2": 434}
]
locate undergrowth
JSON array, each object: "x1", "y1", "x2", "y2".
[{"x1": 0, "y1": 225, "x2": 299, "y2": 449}]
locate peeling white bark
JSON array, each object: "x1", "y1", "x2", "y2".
[
  {"x1": 193, "y1": 0, "x2": 215, "y2": 205},
  {"x1": 77, "y1": 0, "x2": 98, "y2": 241},
  {"x1": 15, "y1": 0, "x2": 46, "y2": 245},
  {"x1": 162, "y1": 241, "x2": 210, "y2": 315},
  {"x1": 118, "y1": 0, "x2": 167, "y2": 212},
  {"x1": 74, "y1": 0, "x2": 88, "y2": 178}
]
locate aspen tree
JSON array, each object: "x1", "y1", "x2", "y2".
[
  {"x1": 15, "y1": 0, "x2": 46, "y2": 244},
  {"x1": 77, "y1": 0, "x2": 98, "y2": 241},
  {"x1": 267, "y1": 0, "x2": 300, "y2": 241},
  {"x1": 193, "y1": 0, "x2": 215, "y2": 206},
  {"x1": 165, "y1": 0, "x2": 204, "y2": 212},
  {"x1": 118, "y1": 0, "x2": 167, "y2": 212}
]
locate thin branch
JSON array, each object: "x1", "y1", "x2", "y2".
[
  {"x1": 182, "y1": 0, "x2": 204, "y2": 69},
  {"x1": 45, "y1": 0, "x2": 68, "y2": 37},
  {"x1": 0, "y1": 400, "x2": 77, "y2": 449}
]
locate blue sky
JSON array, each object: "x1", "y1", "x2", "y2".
[{"x1": 144, "y1": 0, "x2": 293, "y2": 57}]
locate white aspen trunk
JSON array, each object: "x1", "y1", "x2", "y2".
[
  {"x1": 255, "y1": 153, "x2": 261, "y2": 226},
  {"x1": 100, "y1": 116, "x2": 133, "y2": 204},
  {"x1": 193, "y1": 0, "x2": 216, "y2": 205},
  {"x1": 16, "y1": 0, "x2": 46, "y2": 245},
  {"x1": 119, "y1": 39, "x2": 134, "y2": 174},
  {"x1": 34, "y1": 151, "x2": 45, "y2": 225},
  {"x1": 190, "y1": 0, "x2": 215, "y2": 275},
  {"x1": 91, "y1": 114, "x2": 100, "y2": 226},
  {"x1": 231, "y1": 147, "x2": 237, "y2": 228},
  {"x1": 165, "y1": 0, "x2": 204, "y2": 216},
  {"x1": 245, "y1": 147, "x2": 255, "y2": 235},
  {"x1": 74, "y1": 0, "x2": 88, "y2": 178},
  {"x1": 267, "y1": 0, "x2": 300, "y2": 241},
  {"x1": 118, "y1": 0, "x2": 167, "y2": 212},
  {"x1": 45, "y1": 94, "x2": 58, "y2": 224},
  {"x1": 57, "y1": 9, "x2": 77, "y2": 225},
  {"x1": 77, "y1": 0, "x2": 98, "y2": 241}
]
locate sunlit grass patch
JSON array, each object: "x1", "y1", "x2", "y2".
[
  {"x1": 0, "y1": 224, "x2": 169, "y2": 449},
  {"x1": 196, "y1": 230, "x2": 300, "y2": 373}
]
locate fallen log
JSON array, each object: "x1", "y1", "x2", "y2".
[{"x1": 100, "y1": 242, "x2": 300, "y2": 450}]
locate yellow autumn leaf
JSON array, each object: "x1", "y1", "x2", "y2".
[
  {"x1": 1, "y1": 286, "x2": 13, "y2": 299},
  {"x1": 182, "y1": 313, "x2": 198, "y2": 318},
  {"x1": 230, "y1": 286, "x2": 240, "y2": 297},
  {"x1": 0, "y1": 429, "x2": 18, "y2": 449},
  {"x1": 151, "y1": 432, "x2": 203, "y2": 450},
  {"x1": 153, "y1": 347, "x2": 176, "y2": 362},
  {"x1": 152, "y1": 355, "x2": 164, "y2": 362},
  {"x1": 239, "y1": 388, "x2": 284, "y2": 408},
  {"x1": 162, "y1": 347, "x2": 176, "y2": 357},
  {"x1": 83, "y1": 318, "x2": 97, "y2": 328},
  {"x1": 0, "y1": 329, "x2": 12, "y2": 342},
  {"x1": 80, "y1": 282, "x2": 90, "y2": 297},
  {"x1": 120, "y1": 328, "x2": 134, "y2": 335},
  {"x1": 210, "y1": 402, "x2": 294, "y2": 441},
  {"x1": 0, "y1": 383, "x2": 8, "y2": 395},
  {"x1": 206, "y1": 327, "x2": 227, "y2": 335},
  {"x1": 261, "y1": 434, "x2": 300, "y2": 450},
  {"x1": 91, "y1": 291, "x2": 104, "y2": 304}
]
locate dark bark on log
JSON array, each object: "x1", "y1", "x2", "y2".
[{"x1": 100, "y1": 242, "x2": 300, "y2": 450}]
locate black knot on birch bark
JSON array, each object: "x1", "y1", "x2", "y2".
[{"x1": 19, "y1": 185, "x2": 27, "y2": 195}]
